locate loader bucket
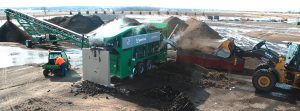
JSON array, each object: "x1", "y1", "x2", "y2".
[{"x1": 214, "y1": 39, "x2": 234, "y2": 58}]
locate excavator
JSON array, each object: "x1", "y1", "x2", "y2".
[{"x1": 215, "y1": 38, "x2": 300, "y2": 92}]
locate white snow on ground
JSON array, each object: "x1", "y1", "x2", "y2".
[
  {"x1": 211, "y1": 26, "x2": 288, "y2": 55},
  {"x1": 0, "y1": 19, "x2": 18, "y2": 27},
  {"x1": 0, "y1": 46, "x2": 82, "y2": 69},
  {"x1": 210, "y1": 22, "x2": 300, "y2": 36},
  {"x1": 0, "y1": 46, "x2": 48, "y2": 68},
  {"x1": 64, "y1": 49, "x2": 82, "y2": 69}
]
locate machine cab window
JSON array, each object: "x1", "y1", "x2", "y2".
[
  {"x1": 49, "y1": 53, "x2": 61, "y2": 59},
  {"x1": 285, "y1": 43, "x2": 300, "y2": 71}
]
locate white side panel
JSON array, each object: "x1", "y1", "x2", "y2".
[{"x1": 82, "y1": 48, "x2": 110, "y2": 86}]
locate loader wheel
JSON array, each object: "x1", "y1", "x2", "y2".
[
  {"x1": 252, "y1": 69, "x2": 276, "y2": 92},
  {"x1": 43, "y1": 70, "x2": 50, "y2": 77},
  {"x1": 255, "y1": 63, "x2": 270, "y2": 72}
]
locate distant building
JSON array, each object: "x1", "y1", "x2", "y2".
[
  {"x1": 213, "y1": 16, "x2": 219, "y2": 21},
  {"x1": 207, "y1": 16, "x2": 213, "y2": 20},
  {"x1": 207, "y1": 16, "x2": 219, "y2": 21}
]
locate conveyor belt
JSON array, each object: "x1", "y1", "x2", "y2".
[{"x1": 5, "y1": 8, "x2": 89, "y2": 47}]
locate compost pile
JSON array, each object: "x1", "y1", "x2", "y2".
[
  {"x1": 71, "y1": 62, "x2": 237, "y2": 110},
  {"x1": 143, "y1": 86, "x2": 196, "y2": 111},
  {"x1": 148, "y1": 62, "x2": 236, "y2": 89},
  {"x1": 183, "y1": 18, "x2": 221, "y2": 39},
  {"x1": 176, "y1": 18, "x2": 222, "y2": 54},
  {"x1": 47, "y1": 14, "x2": 104, "y2": 34},
  {"x1": 199, "y1": 71, "x2": 237, "y2": 88},
  {"x1": 163, "y1": 16, "x2": 188, "y2": 35},
  {"x1": 72, "y1": 81, "x2": 196, "y2": 111},
  {"x1": 0, "y1": 21, "x2": 31, "y2": 43},
  {"x1": 122, "y1": 17, "x2": 141, "y2": 26},
  {"x1": 71, "y1": 80, "x2": 118, "y2": 96}
]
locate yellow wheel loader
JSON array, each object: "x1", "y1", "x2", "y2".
[{"x1": 215, "y1": 39, "x2": 300, "y2": 92}]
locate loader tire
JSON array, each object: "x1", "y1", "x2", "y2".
[
  {"x1": 255, "y1": 63, "x2": 270, "y2": 72},
  {"x1": 252, "y1": 69, "x2": 276, "y2": 92}
]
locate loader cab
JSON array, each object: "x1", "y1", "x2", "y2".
[{"x1": 285, "y1": 43, "x2": 300, "y2": 71}]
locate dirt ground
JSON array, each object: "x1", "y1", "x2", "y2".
[{"x1": 0, "y1": 42, "x2": 299, "y2": 111}]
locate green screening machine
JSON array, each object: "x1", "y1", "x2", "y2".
[{"x1": 82, "y1": 19, "x2": 169, "y2": 85}]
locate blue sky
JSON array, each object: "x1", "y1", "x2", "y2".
[{"x1": 1, "y1": 0, "x2": 300, "y2": 11}]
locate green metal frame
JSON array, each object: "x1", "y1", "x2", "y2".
[{"x1": 4, "y1": 9, "x2": 89, "y2": 48}]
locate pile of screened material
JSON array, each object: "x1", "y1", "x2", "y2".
[
  {"x1": 0, "y1": 21, "x2": 31, "y2": 43},
  {"x1": 47, "y1": 14, "x2": 104, "y2": 34},
  {"x1": 163, "y1": 16, "x2": 188, "y2": 35},
  {"x1": 176, "y1": 18, "x2": 222, "y2": 54}
]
